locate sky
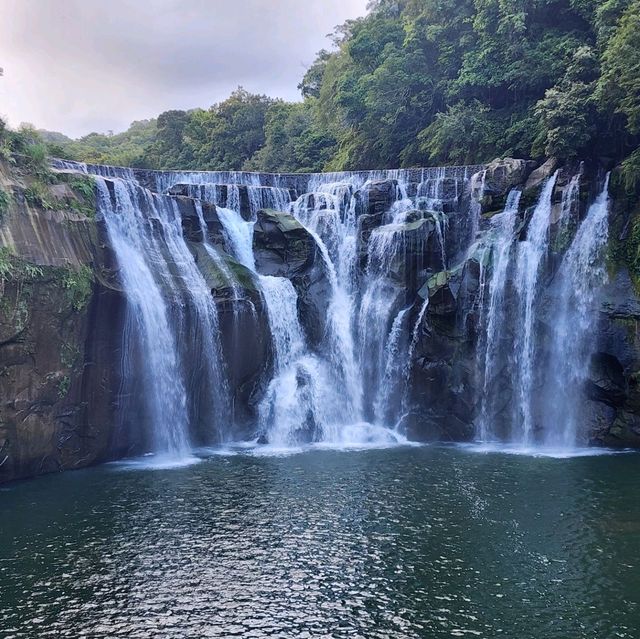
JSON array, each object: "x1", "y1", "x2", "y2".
[{"x1": 0, "y1": 0, "x2": 369, "y2": 138}]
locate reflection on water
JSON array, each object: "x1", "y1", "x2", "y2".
[{"x1": 1, "y1": 446, "x2": 639, "y2": 638}]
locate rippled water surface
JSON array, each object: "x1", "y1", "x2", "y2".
[{"x1": 2, "y1": 445, "x2": 640, "y2": 638}]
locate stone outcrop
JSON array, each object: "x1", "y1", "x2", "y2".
[
  {"x1": 524, "y1": 158, "x2": 559, "y2": 193},
  {"x1": 0, "y1": 166, "x2": 126, "y2": 483},
  {"x1": 253, "y1": 208, "x2": 331, "y2": 347},
  {"x1": 404, "y1": 256, "x2": 484, "y2": 442},
  {"x1": 480, "y1": 158, "x2": 536, "y2": 214},
  {"x1": 484, "y1": 158, "x2": 531, "y2": 195}
]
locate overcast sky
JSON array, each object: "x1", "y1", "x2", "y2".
[{"x1": 0, "y1": 0, "x2": 369, "y2": 138}]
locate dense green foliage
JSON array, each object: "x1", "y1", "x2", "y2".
[
  {"x1": 1, "y1": 122, "x2": 51, "y2": 178},
  {"x1": 33, "y1": 0, "x2": 640, "y2": 178},
  {"x1": 0, "y1": 123, "x2": 96, "y2": 219},
  {"x1": 40, "y1": 119, "x2": 157, "y2": 167}
]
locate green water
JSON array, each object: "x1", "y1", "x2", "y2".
[{"x1": 1, "y1": 445, "x2": 639, "y2": 638}]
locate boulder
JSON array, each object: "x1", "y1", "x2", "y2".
[
  {"x1": 586, "y1": 352, "x2": 627, "y2": 407},
  {"x1": 524, "y1": 158, "x2": 559, "y2": 192},
  {"x1": 355, "y1": 179, "x2": 398, "y2": 216},
  {"x1": 404, "y1": 255, "x2": 485, "y2": 441},
  {"x1": 479, "y1": 158, "x2": 536, "y2": 215},
  {"x1": 596, "y1": 410, "x2": 640, "y2": 448},
  {"x1": 484, "y1": 158, "x2": 532, "y2": 196},
  {"x1": 362, "y1": 213, "x2": 443, "y2": 288},
  {"x1": 253, "y1": 209, "x2": 331, "y2": 347},
  {"x1": 421, "y1": 254, "x2": 482, "y2": 318},
  {"x1": 253, "y1": 209, "x2": 317, "y2": 277}
]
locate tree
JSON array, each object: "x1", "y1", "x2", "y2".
[
  {"x1": 196, "y1": 88, "x2": 274, "y2": 171},
  {"x1": 598, "y1": 0, "x2": 640, "y2": 136},
  {"x1": 534, "y1": 46, "x2": 599, "y2": 158},
  {"x1": 419, "y1": 100, "x2": 497, "y2": 164}
]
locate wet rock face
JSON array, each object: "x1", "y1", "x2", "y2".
[
  {"x1": 586, "y1": 352, "x2": 627, "y2": 407},
  {"x1": 357, "y1": 212, "x2": 444, "y2": 286},
  {"x1": 253, "y1": 209, "x2": 317, "y2": 278},
  {"x1": 404, "y1": 257, "x2": 483, "y2": 442},
  {"x1": 585, "y1": 270, "x2": 640, "y2": 448},
  {"x1": 485, "y1": 158, "x2": 531, "y2": 195},
  {"x1": 481, "y1": 158, "x2": 536, "y2": 214},
  {"x1": 524, "y1": 158, "x2": 559, "y2": 193},
  {"x1": 0, "y1": 224, "x2": 127, "y2": 483}
]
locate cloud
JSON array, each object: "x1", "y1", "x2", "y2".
[{"x1": 0, "y1": 0, "x2": 368, "y2": 137}]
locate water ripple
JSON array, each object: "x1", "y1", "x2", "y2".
[{"x1": 1, "y1": 447, "x2": 639, "y2": 638}]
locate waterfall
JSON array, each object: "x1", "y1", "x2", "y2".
[
  {"x1": 556, "y1": 173, "x2": 581, "y2": 238},
  {"x1": 256, "y1": 277, "x2": 328, "y2": 446},
  {"x1": 290, "y1": 200, "x2": 364, "y2": 423},
  {"x1": 290, "y1": 168, "x2": 474, "y2": 430},
  {"x1": 474, "y1": 190, "x2": 521, "y2": 441},
  {"x1": 542, "y1": 174, "x2": 610, "y2": 447},
  {"x1": 207, "y1": 201, "x2": 344, "y2": 443},
  {"x1": 473, "y1": 170, "x2": 612, "y2": 449},
  {"x1": 64, "y1": 157, "x2": 620, "y2": 454},
  {"x1": 398, "y1": 295, "x2": 431, "y2": 423},
  {"x1": 96, "y1": 178, "x2": 190, "y2": 459},
  {"x1": 357, "y1": 224, "x2": 411, "y2": 421},
  {"x1": 216, "y1": 207, "x2": 257, "y2": 270},
  {"x1": 95, "y1": 177, "x2": 230, "y2": 459},
  {"x1": 469, "y1": 169, "x2": 487, "y2": 243},
  {"x1": 194, "y1": 202, "x2": 240, "y2": 297},
  {"x1": 513, "y1": 172, "x2": 559, "y2": 444},
  {"x1": 373, "y1": 308, "x2": 410, "y2": 425}
]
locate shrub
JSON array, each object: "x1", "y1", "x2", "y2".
[
  {"x1": 23, "y1": 182, "x2": 55, "y2": 210},
  {"x1": 61, "y1": 265, "x2": 93, "y2": 311},
  {"x1": 0, "y1": 188, "x2": 11, "y2": 218}
]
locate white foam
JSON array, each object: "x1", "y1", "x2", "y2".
[
  {"x1": 109, "y1": 453, "x2": 202, "y2": 471},
  {"x1": 453, "y1": 442, "x2": 633, "y2": 459}
]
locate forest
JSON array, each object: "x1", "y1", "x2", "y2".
[{"x1": 35, "y1": 0, "x2": 640, "y2": 186}]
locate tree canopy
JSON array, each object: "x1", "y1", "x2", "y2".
[{"x1": 41, "y1": 0, "x2": 640, "y2": 181}]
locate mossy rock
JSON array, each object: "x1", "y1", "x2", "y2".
[{"x1": 191, "y1": 242, "x2": 257, "y2": 295}]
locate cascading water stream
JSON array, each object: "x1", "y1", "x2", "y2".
[
  {"x1": 373, "y1": 308, "x2": 410, "y2": 425},
  {"x1": 293, "y1": 168, "x2": 475, "y2": 430},
  {"x1": 357, "y1": 225, "x2": 411, "y2": 421},
  {"x1": 513, "y1": 172, "x2": 559, "y2": 444},
  {"x1": 474, "y1": 170, "x2": 611, "y2": 449},
  {"x1": 469, "y1": 169, "x2": 487, "y2": 243},
  {"x1": 95, "y1": 171, "x2": 235, "y2": 460},
  {"x1": 396, "y1": 295, "x2": 431, "y2": 425},
  {"x1": 477, "y1": 190, "x2": 522, "y2": 442},
  {"x1": 96, "y1": 178, "x2": 192, "y2": 460},
  {"x1": 542, "y1": 174, "x2": 611, "y2": 448}
]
